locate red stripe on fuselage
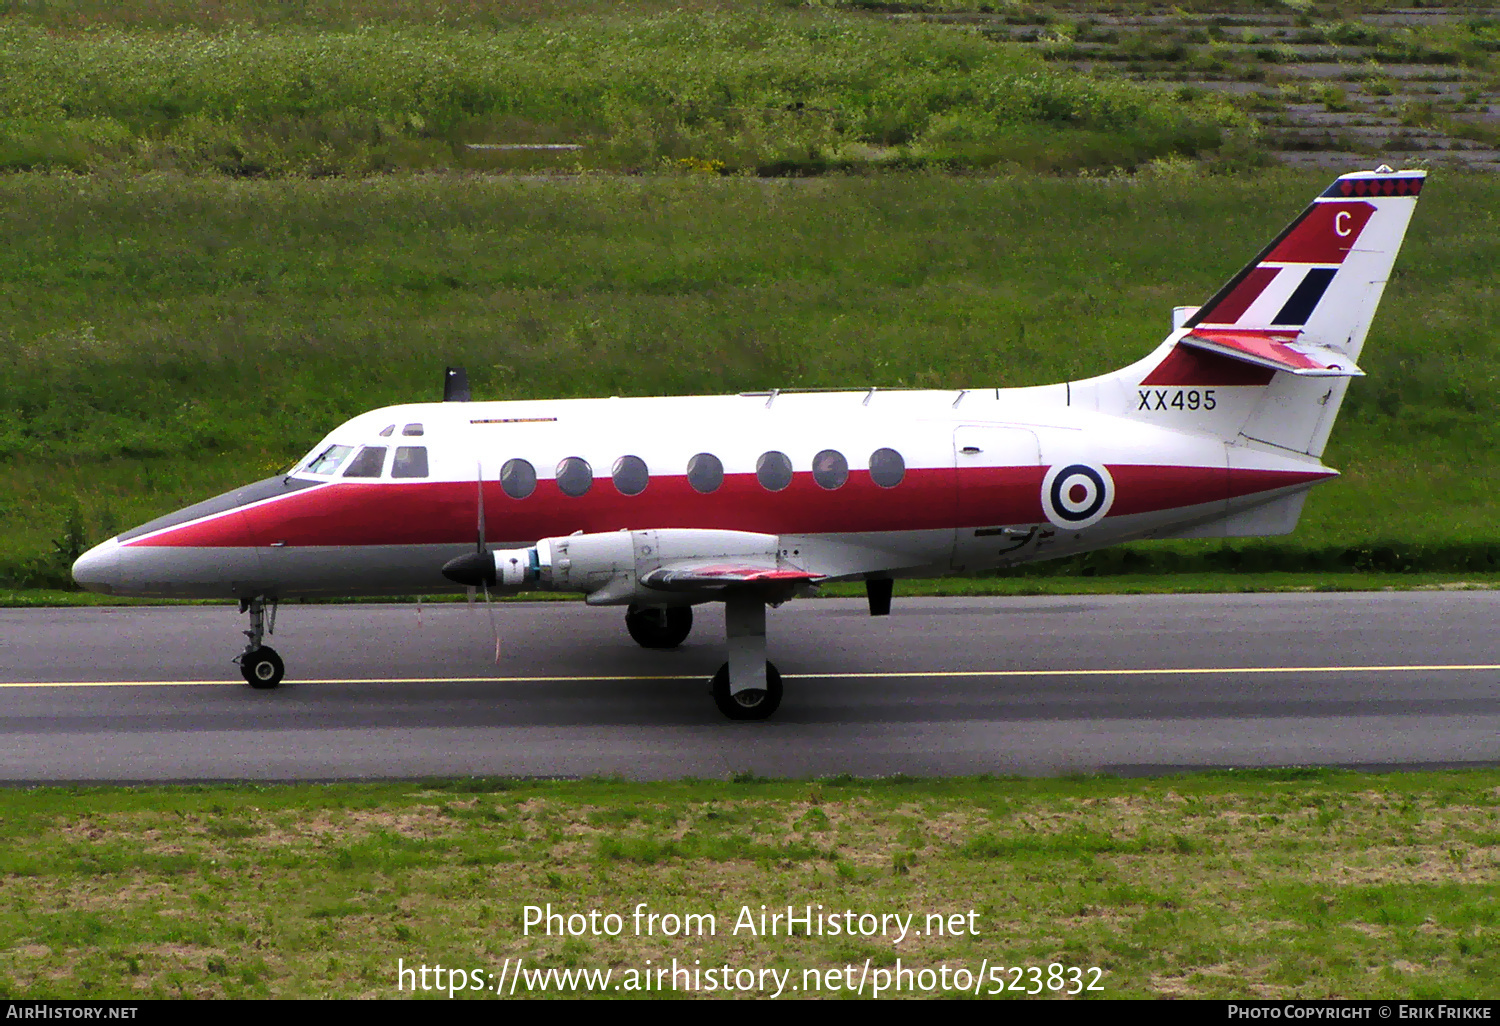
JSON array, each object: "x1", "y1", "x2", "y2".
[
  {"x1": 126, "y1": 464, "x2": 1333, "y2": 548},
  {"x1": 1227, "y1": 467, "x2": 1335, "y2": 498},
  {"x1": 1108, "y1": 464, "x2": 1227, "y2": 517},
  {"x1": 1107, "y1": 465, "x2": 1329, "y2": 518},
  {"x1": 132, "y1": 470, "x2": 963, "y2": 547},
  {"x1": 957, "y1": 465, "x2": 1046, "y2": 525}
]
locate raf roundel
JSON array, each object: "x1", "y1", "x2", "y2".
[{"x1": 1041, "y1": 464, "x2": 1115, "y2": 530}]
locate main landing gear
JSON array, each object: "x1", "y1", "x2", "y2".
[
  {"x1": 236, "y1": 596, "x2": 284, "y2": 689},
  {"x1": 628, "y1": 595, "x2": 781, "y2": 719},
  {"x1": 710, "y1": 593, "x2": 782, "y2": 720},
  {"x1": 625, "y1": 604, "x2": 693, "y2": 649}
]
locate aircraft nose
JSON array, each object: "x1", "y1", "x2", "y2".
[{"x1": 72, "y1": 537, "x2": 122, "y2": 595}]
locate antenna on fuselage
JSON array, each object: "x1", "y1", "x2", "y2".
[{"x1": 443, "y1": 366, "x2": 471, "y2": 402}]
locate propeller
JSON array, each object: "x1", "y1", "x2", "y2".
[
  {"x1": 441, "y1": 467, "x2": 497, "y2": 588},
  {"x1": 440, "y1": 464, "x2": 501, "y2": 662},
  {"x1": 478, "y1": 469, "x2": 500, "y2": 662},
  {"x1": 476, "y1": 462, "x2": 487, "y2": 562}
]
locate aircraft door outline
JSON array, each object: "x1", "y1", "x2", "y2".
[{"x1": 952, "y1": 425, "x2": 1043, "y2": 573}]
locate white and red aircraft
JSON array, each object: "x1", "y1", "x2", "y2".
[{"x1": 73, "y1": 167, "x2": 1424, "y2": 718}]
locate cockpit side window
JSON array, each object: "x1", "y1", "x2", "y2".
[
  {"x1": 392, "y1": 446, "x2": 429, "y2": 478},
  {"x1": 402, "y1": 423, "x2": 425, "y2": 436},
  {"x1": 305, "y1": 444, "x2": 354, "y2": 475},
  {"x1": 342, "y1": 446, "x2": 388, "y2": 478}
]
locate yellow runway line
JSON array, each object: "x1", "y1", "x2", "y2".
[
  {"x1": 801, "y1": 664, "x2": 1500, "y2": 679},
  {"x1": 3, "y1": 664, "x2": 1498, "y2": 688}
]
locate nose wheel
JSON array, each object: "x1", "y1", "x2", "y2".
[
  {"x1": 240, "y1": 646, "x2": 284, "y2": 689},
  {"x1": 236, "y1": 596, "x2": 285, "y2": 689}
]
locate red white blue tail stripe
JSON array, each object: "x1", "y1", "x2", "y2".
[{"x1": 1187, "y1": 171, "x2": 1423, "y2": 332}]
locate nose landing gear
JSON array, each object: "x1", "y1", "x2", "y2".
[{"x1": 236, "y1": 596, "x2": 284, "y2": 689}]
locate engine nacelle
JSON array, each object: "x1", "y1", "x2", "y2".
[{"x1": 487, "y1": 529, "x2": 782, "y2": 605}]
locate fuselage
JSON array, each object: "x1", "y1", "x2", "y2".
[{"x1": 72, "y1": 386, "x2": 1333, "y2": 601}]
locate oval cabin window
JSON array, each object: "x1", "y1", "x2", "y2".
[
  {"x1": 555, "y1": 457, "x2": 593, "y2": 497},
  {"x1": 612, "y1": 455, "x2": 649, "y2": 496},
  {"x1": 687, "y1": 453, "x2": 723, "y2": 494},
  {"x1": 869, "y1": 447, "x2": 905, "y2": 488},
  {"x1": 812, "y1": 449, "x2": 848, "y2": 490},
  {"x1": 756, "y1": 451, "x2": 793, "y2": 492},
  {"x1": 501, "y1": 459, "x2": 537, "y2": 499}
]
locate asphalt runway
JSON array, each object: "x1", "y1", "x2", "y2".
[{"x1": 2, "y1": 592, "x2": 1498, "y2": 781}]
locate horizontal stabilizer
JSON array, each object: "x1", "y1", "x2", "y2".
[{"x1": 1180, "y1": 330, "x2": 1363, "y2": 378}]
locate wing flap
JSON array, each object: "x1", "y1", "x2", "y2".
[{"x1": 1181, "y1": 330, "x2": 1364, "y2": 378}]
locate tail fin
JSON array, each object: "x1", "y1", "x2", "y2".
[{"x1": 1074, "y1": 167, "x2": 1425, "y2": 458}]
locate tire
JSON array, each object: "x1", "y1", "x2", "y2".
[
  {"x1": 625, "y1": 605, "x2": 693, "y2": 649},
  {"x1": 241, "y1": 646, "x2": 284, "y2": 690},
  {"x1": 710, "y1": 661, "x2": 782, "y2": 720}
]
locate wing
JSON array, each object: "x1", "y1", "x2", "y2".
[
  {"x1": 639, "y1": 561, "x2": 823, "y2": 593},
  {"x1": 636, "y1": 532, "x2": 932, "y2": 597}
]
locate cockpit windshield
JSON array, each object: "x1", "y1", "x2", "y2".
[{"x1": 304, "y1": 444, "x2": 354, "y2": 475}]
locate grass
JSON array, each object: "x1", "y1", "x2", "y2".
[
  {"x1": 0, "y1": 0, "x2": 790, "y2": 27},
  {"x1": 1, "y1": 0, "x2": 1490, "y2": 27},
  {"x1": 2, "y1": 171, "x2": 1498, "y2": 588},
  {"x1": 0, "y1": 10, "x2": 1245, "y2": 177},
  {"x1": 0, "y1": 771, "x2": 1495, "y2": 998}
]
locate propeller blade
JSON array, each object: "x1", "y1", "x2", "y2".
[
  {"x1": 476, "y1": 462, "x2": 487, "y2": 555},
  {"x1": 483, "y1": 579, "x2": 501, "y2": 663}
]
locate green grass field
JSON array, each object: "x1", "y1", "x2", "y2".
[
  {"x1": 2, "y1": 172, "x2": 1497, "y2": 588},
  {"x1": 0, "y1": 8, "x2": 1247, "y2": 177},
  {"x1": 1, "y1": 771, "x2": 1495, "y2": 999}
]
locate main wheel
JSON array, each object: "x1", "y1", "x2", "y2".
[
  {"x1": 240, "y1": 646, "x2": 284, "y2": 690},
  {"x1": 710, "y1": 661, "x2": 782, "y2": 720},
  {"x1": 625, "y1": 605, "x2": 693, "y2": 649}
]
